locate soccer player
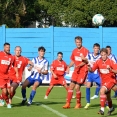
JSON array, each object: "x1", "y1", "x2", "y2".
[
  {"x1": 88, "y1": 48, "x2": 117, "y2": 115},
  {"x1": 0, "y1": 43, "x2": 16, "y2": 108},
  {"x1": 84, "y1": 43, "x2": 101, "y2": 109},
  {"x1": 106, "y1": 46, "x2": 117, "y2": 98},
  {"x1": 63, "y1": 36, "x2": 89, "y2": 109},
  {"x1": 8, "y1": 46, "x2": 33, "y2": 103},
  {"x1": 21, "y1": 46, "x2": 49, "y2": 106},
  {"x1": 90, "y1": 45, "x2": 117, "y2": 99},
  {"x1": 44, "y1": 52, "x2": 68, "y2": 99}
]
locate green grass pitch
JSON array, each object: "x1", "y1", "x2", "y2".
[{"x1": 0, "y1": 87, "x2": 117, "y2": 117}]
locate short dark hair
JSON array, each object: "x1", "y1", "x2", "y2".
[
  {"x1": 93, "y1": 43, "x2": 100, "y2": 48},
  {"x1": 100, "y1": 48, "x2": 108, "y2": 54},
  {"x1": 75, "y1": 36, "x2": 82, "y2": 42},
  {"x1": 38, "y1": 46, "x2": 46, "y2": 52},
  {"x1": 106, "y1": 45, "x2": 111, "y2": 49},
  {"x1": 4, "y1": 42, "x2": 10, "y2": 46},
  {"x1": 57, "y1": 52, "x2": 63, "y2": 56}
]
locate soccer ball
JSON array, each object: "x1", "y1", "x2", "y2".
[{"x1": 92, "y1": 14, "x2": 105, "y2": 26}]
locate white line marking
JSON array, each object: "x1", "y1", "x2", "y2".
[{"x1": 14, "y1": 96, "x2": 67, "y2": 117}]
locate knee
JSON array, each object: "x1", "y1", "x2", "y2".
[{"x1": 100, "y1": 88, "x2": 106, "y2": 95}]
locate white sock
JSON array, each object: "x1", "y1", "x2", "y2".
[
  {"x1": 23, "y1": 98, "x2": 26, "y2": 100},
  {"x1": 110, "y1": 107, "x2": 113, "y2": 111},
  {"x1": 101, "y1": 107, "x2": 104, "y2": 112}
]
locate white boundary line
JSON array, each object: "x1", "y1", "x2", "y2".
[{"x1": 14, "y1": 96, "x2": 67, "y2": 117}]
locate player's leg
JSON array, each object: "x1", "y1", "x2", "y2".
[
  {"x1": 9, "y1": 82, "x2": 19, "y2": 103},
  {"x1": 44, "y1": 76, "x2": 56, "y2": 99},
  {"x1": 84, "y1": 81, "x2": 91, "y2": 109},
  {"x1": 98, "y1": 86, "x2": 107, "y2": 115},
  {"x1": 1, "y1": 87, "x2": 11, "y2": 108},
  {"x1": 27, "y1": 78, "x2": 42, "y2": 106},
  {"x1": 44, "y1": 85, "x2": 54, "y2": 99},
  {"x1": 63, "y1": 81, "x2": 76, "y2": 108},
  {"x1": 74, "y1": 83, "x2": 82, "y2": 109},
  {"x1": 91, "y1": 75, "x2": 101, "y2": 99},
  {"x1": 106, "y1": 91, "x2": 115, "y2": 116},
  {"x1": 21, "y1": 79, "x2": 30, "y2": 105}
]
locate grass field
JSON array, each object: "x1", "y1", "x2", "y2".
[{"x1": 0, "y1": 87, "x2": 117, "y2": 117}]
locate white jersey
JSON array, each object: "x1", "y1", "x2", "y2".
[
  {"x1": 86, "y1": 52, "x2": 101, "y2": 74},
  {"x1": 30, "y1": 57, "x2": 49, "y2": 80},
  {"x1": 108, "y1": 54, "x2": 117, "y2": 63}
]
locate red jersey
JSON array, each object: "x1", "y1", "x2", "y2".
[
  {"x1": 50, "y1": 59, "x2": 67, "y2": 76},
  {"x1": 9, "y1": 56, "x2": 29, "y2": 80},
  {"x1": 92, "y1": 58, "x2": 117, "y2": 84},
  {"x1": 71, "y1": 46, "x2": 89, "y2": 72},
  {"x1": 0, "y1": 51, "x2": 15, "y2": 79}
]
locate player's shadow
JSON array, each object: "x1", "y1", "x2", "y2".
[{"x1": 32, "y1": 101, "x2": 67, "y2": 106}]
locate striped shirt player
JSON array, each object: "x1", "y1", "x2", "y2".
[
  {"x1": 27, "y1": 57, "x2": 49, "y2": 86},
  {"x1": 21, "y1": 46, "x2": 49, "y2": 106}
]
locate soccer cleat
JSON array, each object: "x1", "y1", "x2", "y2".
[
  {"x1": 111, "y1": 95, "x2": 117, "y2": 98},
  {"x1": 84, "y1": 103, "x2": 90, "y2": 109},
  {"x1": 90, "y1": 95, "x2": 98, "y2": 100},
  {"x1": 27, "y1": 102, "x2": 31, "y2": 107},
  {"x1": 98, "y1": 110, "x2": 104, "y2": 115},
  {"x1": 63, "y1": 103, "x2": 70, "y2": 109},
  {"x1": 72, "y1": 95, "x2": 76, "y2": 99},
  {"x1": 44, "y1": 95, "x2": 48, "y2": 99},
  {"x1": 74, "y1": 103, "x2": 81, "y2": 109},
  {"x1": 107, "y1": 107, "x2": 115, "y2": 116},
  {"x1": 7, "y1": 104, "x2": 12, "y2": 109},
  {"x1": 0, "y1": 99, "x2": 5, "y2": 106},
  {"x1": 21, "y1": 98, "x2": 27, "y2": 105}
]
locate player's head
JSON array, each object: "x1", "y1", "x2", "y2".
[
  {"x1": 106, "y1": 46, "x2": 111, "y2": 56},
  {"x1": 57, "y1": 52, "x2": 63, "y2": 61},
  {"x1": 93, "y1": 43, "x2": 100, "y2": 54},
  {"x1": 15, "y1": 46, "x2": 22, "y2": 57},
  {"x1": 75, "y1": 36, "x2": 82, "y2": 48},
  {"x1": 38, "y1": 46, "x2": 46, "y2": 57},
  {"x1": 4, "y1": 42, "x2": 10, "y2": 54},
  {"x1": 100, "y1": 48, "x2": 108, "y2": 61}
]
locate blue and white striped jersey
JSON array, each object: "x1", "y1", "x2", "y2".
[
  {"x1": 86, "y1": 52, "x2": 101, "y2": 74},
  {"x1": 108, "y1": 54, "x2": 117, "y2": 63},
  {"x1": 30, "y1": 57, "x2": 49, "y2": 80}
]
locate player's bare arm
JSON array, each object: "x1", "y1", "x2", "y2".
[
  {"x1": 14, "y1": 67, "x2": 19, "y2": 78},
  {"x1": 50, "y1": 70, "x2": 57, "y2": 78},
  {"x1": 66, "y1": 61, "x2": 74, "y2": 73}
]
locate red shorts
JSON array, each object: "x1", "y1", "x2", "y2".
[
  {"x1": 10, "y1": 75, "x2": 21, "y2": 84},
  {"x1": 0, "y1": 79, "x2": 10, "y2": 89},
  {"x1": 102, "y1": 80, "x2": 116, "y2": 91},
  {"x1": 71, "y1": 71, "x2": 88, "y2": 84},
  {"x1": 50, "y1": 76, "x2": 67, "y2": 86}
]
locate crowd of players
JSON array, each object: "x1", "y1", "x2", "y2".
[{"x1": 0, "y1": 36, "x2": 117, "y2": 116}]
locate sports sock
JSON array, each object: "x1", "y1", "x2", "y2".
[
  {"x1": 29, "y1": 90, "x2": 36, "y2": 103},
  {"x1": 2, "y1": 93, "x2": 9, "y2": 104},
  {"x1": 21, "y1": 89, "x2": 26, "y2": 99},
  {"x1": 100, "y1": 94, "x2": 107, "y2": 111},
  {"x1": 108, "y1": 100, "x2": 112, "y2": 108},
  {"x1": 95, "y1": 86, "x2": 100, "y2": 96},
  {"x1": 86, "y1": 88, "x2": 90, "y2": 103},
  {"x1": 45, "y1": 88, "x2": 52, "y2": 96},
  {"x1": 66, "y1": 89, "x2": 73, "y2": 103},
  {"x1": 76, "y1": 91, "x2": 81, "y2": 104}
]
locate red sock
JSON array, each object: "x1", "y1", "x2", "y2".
[
  {"x1": 66, "y1": 89, "x2": 73, "y2": 103},
  {"x1": 0, "y1": 94, "x2": 3, "y2": 100},
  {"x1": 2, "y1": 93, "x2": 9, "y2": 104},
  {"x1": 45, "y1": 88, "x2": 52, "y2": 96},
  {"x1": 76, "y1": 91, "x2": 81, "y2": 104},
  {"x1": 108, "y1": 100, "x2": 112, "y2": 108},
  {"x1": 100, "y1": 95, "x2": 107, "y2": 108},
  {"x1": 10, "y1": 91, "x2": 16, "y2": 99}
]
